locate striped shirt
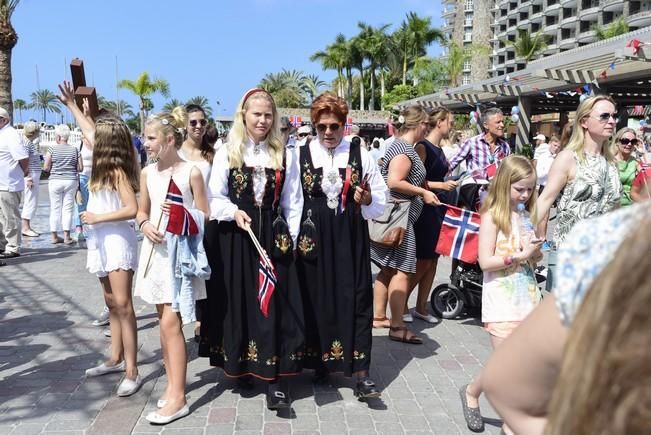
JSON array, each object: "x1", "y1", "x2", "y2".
[
  {"x1": 47, "y1": 144, "x2": 79, "y2": 180},
  {"x1": 23, "y1": 139, "x2": 42, "y2": 172},
  {"x1": 448, "y1": 132, "x2": 511, "y2": 174}
]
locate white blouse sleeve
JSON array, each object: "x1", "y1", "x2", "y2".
[
  {"x1": 281, "y1": 146, "x2": 303, "y2": 246},
  {"x1": 208, "y1": 146, "x2": 238, "y2": 221},
  {"x1": 360, "y1": 147, "x2": 388, "y2": 220}
]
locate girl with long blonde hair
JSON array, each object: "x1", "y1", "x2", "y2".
[
  {"x1": 134, "y1": 108, "x2": 209, "y2": 424},
  {"x1": 198, "y1": 88, "x2": 304, "y2": 410},
  {"x1": 460, "y1": 155, "x2": 543, "y2": 434}
]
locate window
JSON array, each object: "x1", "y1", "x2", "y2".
[
  {"x1": 462, "y1": 74, "x2": 471, "y2": 85},
  {"x1": 464, "y1": 0, "x2": 473, "y2": 11},
  {"x1": 464, "y1": 31, "x2": 472, "y2": 42},
  {"x1": 465, "y1": 12, "x2": 473, "y2": 27},
  {"x1": 463, "y1": 60, "x2": 472, "y2": 70}
]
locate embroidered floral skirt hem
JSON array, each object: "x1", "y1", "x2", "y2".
[
  {"x1": 296, "y1": 202, "x2": 373, "y2": 376},
  {"x1": 198, "y1": 218, "x2": 305, "y2": 380}
]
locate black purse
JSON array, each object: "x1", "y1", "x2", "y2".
[
  {"x1": 297, "y1": 209, "x2": 318, "y2": 260},
  {"x1": 270, "y1": 169, "x2": 292, "y2": 259}
]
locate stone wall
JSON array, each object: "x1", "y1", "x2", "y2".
[{"x1": 471, "y1": 0, "x2": 493, "y2": 82}]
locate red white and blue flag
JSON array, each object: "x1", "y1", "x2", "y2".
[
  {"x1": 344, "y1": 117, "x2": 354, "y2": 135},
  {"x1": 258, "y1": 255, "x2": 277, "y2": 317},
  {"x1": 435, "y1": 205, "x2": 481, "y2": 263},
  {"x1": 165, "y1": 179, "x2": 199, "y2": 236},
  {"x1": 290, "y1": 115, "x2": 302, "y2": 127}
]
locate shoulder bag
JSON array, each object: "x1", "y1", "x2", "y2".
[{"x1": 368, "y1": 199, "x2": 410, "y2": 248}]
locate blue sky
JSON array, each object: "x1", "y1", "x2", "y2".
[{"x1": 12, "y1": 0, "x2": 443, "y2": 123}]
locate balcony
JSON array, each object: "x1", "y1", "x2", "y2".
[
  {"x1": 544, "y1": 22, "x2": 560, "y2": 34},
  {"x1": 580, "y1": 3, "x2": 600, "y2": 21},
  {"x1": 561, "y1": 15, "x2": 578, "y2": 28},
  {"x1": 577, "y1": 29, "x2": 597, "y2": 43},
  {"x1": 559, "y1": 36, "x2": 577, "y2": 49},
  {"x1": 443, "y1": 7, "x2": 456, "y2": 18},
  {"x1": 530, "y1": 10, "x2": 544, "y2": 22},
  {"x1": 627, "y1": 10, "x2": 651, "y2": 28},
  {"x1": 519, "y1": 0, "x2": 532, "y2": 12},
  {"x1": 545, "y1": 3, "x2": 561, "y2": 15},
  {"x1": 544, "y1": 43, "x2": 559, "y2": 55},
  {"x1": 603, "y1": 0, "x2": 624, "y2": 12},
  {"x1": 517, "y1": 18, "x2": 531, "y2": 29}
]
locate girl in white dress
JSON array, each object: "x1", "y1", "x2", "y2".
[
  {"x1": 79, "y1": 117, "x2": 142, "y2": 397},
  {"x1": 134, "y1": 108, "x2": 208, "y2": 425}
]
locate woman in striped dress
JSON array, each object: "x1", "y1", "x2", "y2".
[
  {"x1": 20, "y1": 121, "x2": 42, "y2": 237},
  {"x1": 371, "y1": 106, "x2": 439, "y2": 344}
]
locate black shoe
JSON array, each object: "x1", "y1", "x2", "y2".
[
  {"x1": 0, "y1": 251, "x2": 19, "y2": 259},
  {"x1": 266, "y1": 388, "x2": 290, "y2": 410},
  {"x1": 354, "y1": 377, "x2": 381, "y2": 400}
]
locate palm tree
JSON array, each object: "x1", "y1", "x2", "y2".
[
  {"x1": 98, "y1": 96, "x2": 136, "y2": 119},
  {"x1": 594, "y1": 17, "x2": 629, "y2": 41},
  {"x1": 0, "y1": 1, "x2": 19, "y2": 117},
  {"x1": 162, "y1": 98, "x2": 184, "y2": 113},
  {"x1": 394, "y1": 12, "x2": 445, "y2": 86},
  {"x1": 13, "y1": 97, "x2": 26, "y2": 122},
  {"x1": 118, "y1": 72, "x2": 170, "y2": 134},
  {"x1": 504, "y1": 30, "x2": 548, "y2": 63},
  {"x1": 349, "y1": 36, "x2": 366, "y2": 110},
  {"x1": 259, "y1": 70, "x2": 305, "y2": 107},
  {"x1": 301, "y1": 74, "x2": 326, "y2": 103},
  {"x1": 355, "y1": 22, "x2": 392, "y2": 110},
  {"x1": 186, "y1": 96, "x2": 213, "y2": 116},
  {"x1": 311, "y1": 35, "x2": 347, "y2": 99},
  {"x1": 29, "y1": 89, "x2": 61, "y2": 122}
]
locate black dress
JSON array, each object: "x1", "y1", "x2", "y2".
[
  {"x1": 414, "y1": 140, "x2": 450, "y2": 259},
  {"x1": 198, "y1": 165, "x2": 305, "y2": 380},
  {"x1": 296, "y1": 141, "x2": 373, "y2": 376}
]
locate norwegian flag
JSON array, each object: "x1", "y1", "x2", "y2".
[
  {"x1": 435, "y1": 206, "x2": 481, "y2": 263},
  {"x1": 290, "y1": 115, "x2": 302, "y2": 127},
  {"x1": 165, "y1": 179, "x2": 198, "y2": 236},
  {"x1": 344, "y1": 117, "x2": 353, "y2": 135},
  {"x1": 258, "y1": 255, "x2": 277, "y2": 317}
]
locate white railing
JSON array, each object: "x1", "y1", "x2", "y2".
[{"x1": 16, "y1": 128, "x2": 83, "y2": 153}]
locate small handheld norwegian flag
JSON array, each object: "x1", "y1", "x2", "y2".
[
  {"x1": 435, "y1": 205, "x2": 481, "y2": 263},
  {"x1": 165, "y1": 179, "x2": 199, "y2": 236},
  {"x1": 258, "y1": 256, "x2": 277, "y2": 317}
]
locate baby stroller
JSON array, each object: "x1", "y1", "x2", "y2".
[
  {"x1": 429, "y1": 173, "x2": 547, "y2": 319},
  {"x1": 430, "y1": 176, "x2": 487, "y2": 319}
]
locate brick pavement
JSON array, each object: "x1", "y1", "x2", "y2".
[{"x1": 0, "y1": 179, "x2": 505, "y2": 434}]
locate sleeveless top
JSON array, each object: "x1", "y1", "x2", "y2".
[
  {"x1": 482, "y1": 214, "x2": 541, "y2": 323},
  {"x1": 616, "y1": 159, "x2": 638, "y2": 207},
  {"x1": 552, "y1": 151, "x2": 621, "y2": 246}
]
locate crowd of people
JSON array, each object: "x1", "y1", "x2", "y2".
[{"x1": 0, "y1": 83, "x2": 650, "y2": 433}]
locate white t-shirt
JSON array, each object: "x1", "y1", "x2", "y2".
[{"x1": 0, "y1": 124, "x2": 28, "y2": 191}]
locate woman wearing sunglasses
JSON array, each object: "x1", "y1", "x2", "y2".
[
  {"x1": 612, "y1": 127, "x2": 641, "y2": 207},
  {"x1": 198, "y1": 88, "x2": 304, "y2": 411},
  {"x1": 536, "y1": 95, "x2": 621, "y2": 292},
  {"x1": 178, "y1": 104, "x2": 215, "y2": 341},
  {"x1": 292, "y1": 93, "x2": 387, "y2": 400}
]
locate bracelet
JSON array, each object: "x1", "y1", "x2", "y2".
[
  {"x1": 138, "y1": 219, "x2": 150, "y2": 231},
  {"x1": 503, "y1": 255, "x2": 513, "y2": 266}
]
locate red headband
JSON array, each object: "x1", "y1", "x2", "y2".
[{"x1": 242, "y1": 88, "x2": 271, "y2": 108}]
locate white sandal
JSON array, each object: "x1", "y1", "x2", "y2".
[{"x1": 413, "y1": 310, "x2": 439, "y2": 324}]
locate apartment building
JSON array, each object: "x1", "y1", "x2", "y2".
[{"x1": 442, "y1": 0, "x2": 651, "y2": 79}]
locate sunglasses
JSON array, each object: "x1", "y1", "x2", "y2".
[
  {"x1": 298, "y1": 133, "x2": 309, "y2": 138},
  {"x1": 316, "y1": 123, "x2": 341, "y2": 133},
  {"x1": 189, "y1": 119, "x2": 208, "y2": 127},
  {"x1": 619, "y1": 138, "x2": 639, "y2": 146},
  {"x1": 592, "y1": 112, "x2": 617, "y2": 122}
]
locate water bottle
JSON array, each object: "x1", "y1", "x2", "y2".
[{"x1": 517, "y1": 203, "x2": 535, "y2": 245}]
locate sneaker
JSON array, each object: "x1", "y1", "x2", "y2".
[
  {"x1": 92, "y1": 307, "x2": 110, "y2": 327},
  {"x1": 413, "y1": 310, "x2": 439, "y2": 324},
  {"x1": 402, "y1": 312, "x2": 414, "y2": 323}
]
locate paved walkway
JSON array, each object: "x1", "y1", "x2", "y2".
[{"x1": 0, "y1": 179, "x2": 504, "y2": 434}]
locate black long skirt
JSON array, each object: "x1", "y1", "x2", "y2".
[
  {"x1": 296, "y1": 201, "x2": 373, "y2": 377},
  {"x1": 198, "y1": 213, "x2": 305, "y2": 380}
]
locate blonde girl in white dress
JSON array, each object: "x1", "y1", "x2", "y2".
[
  {"x1": 78, "y1": 117, "x2": 142, "y2": 397},
  {"x1": 134, "y1": 108, "x2": 208, "y2": 425}
]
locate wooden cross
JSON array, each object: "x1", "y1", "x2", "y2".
[{"x1": 70, "y1": 58, "x2": 99, "y2": 119}]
